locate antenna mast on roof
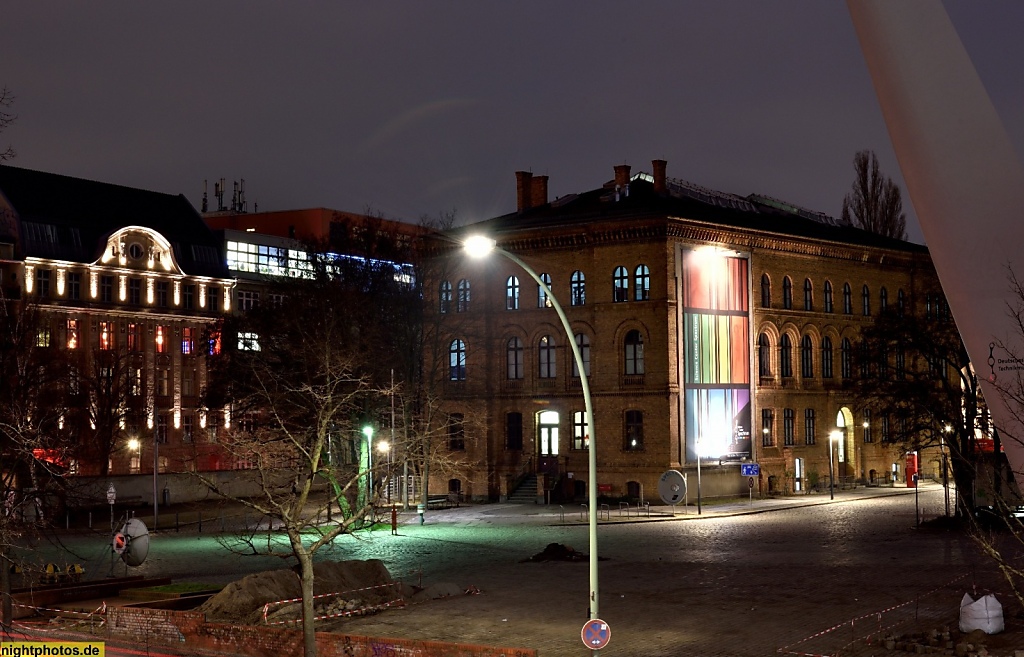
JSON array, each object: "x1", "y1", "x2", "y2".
[{"x1": 201, "y1": 180, "x2": 208, "y2": 213}]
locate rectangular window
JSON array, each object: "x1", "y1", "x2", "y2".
[
  {"x1": 761, "y1": 409, "x2": 774, "y2": 447},
  {"x1": 183, "y1": 284, "x2": 195, "y2": 310},
  {"x1": 99, "y1": 321, "x2": 114, "y2": 350},
  {"x1": 67, "y1": 272, "x2": 81, "y2": 300},
  {"x1": 182, "y1": 327, "x2": 194, "y2": 355},
  {"x1": 127, "y1": 323, "x2": 140, "y2": 352},
  {"x1": 156, "y1": 281, "x2": 169, "y2": 307},
  {"x1": 35, "y1": 327, "x2": 51, "y2": 347},
  {"x1": 783, "y1": 409, "x2": 795, "y2": 446},
  {"x1": 573, "y1": 411, "x2": 589, "y2": 450},
  {"x1": 129, "y1": 278, "x2": 141, "y2": 305},
  {"x1": 238, "y1": 331, "x2": 260, "y2": 351},
  {"x1": 66, "y1": 319, "x2": 79, "y2": 349},
  {"x1": 157, "y1": 368, "x2": 170, "y2": 397},
  {"x1": 863, "y1": 409, "x2": 873, "y2": 443},
  {"x1": 506, "y1": 412, "x2": 523, "y2": 451},
  {"x1": 182, "y1": 368, "x2": 195, "y2": 397},
  {"x1": 804, "y1": 409, "x2": 816, "y2": 445},
  {"x1": 156, "y1": 414, "x2": 169, "y2": 444},
  {"x1": 155, "y1": 325, "x2": 167, "y2": 353},
  {"x1": 206, "y1": 411, "x2": 219, "y2": 442},
  {"x1": 35, "y1": 268, "x2": 50, "y2": 298},
  {"x1": 182, "y1": 414, "x2": 194, "y2": 443},
  {"x1": 624, "y1": 410, "x2": 644, "y2": 451},
  {"x1": 206, "y1": 286, "x2": 219, "y2": 311},
  {"x1": 130, "y1": 368, "x2": 142, "y2": 397},
  {"x1": 448, "y1": 414, "x2": 465, "y2": 451},
  {"x1": 881, "y1": 415, "x2": 890, "y2": 442},
  {"x1": 101, "y1": 275, "x2": 114, "y2": 303},
  {"x1": 238, "y1": 290, "x2": 259, "y2": 311}
]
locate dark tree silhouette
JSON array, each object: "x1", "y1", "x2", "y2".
[
  {"x1": 0, "y1": 87, "x2": 15, "y2": 161},
  {"x1": 841, "y1": 150, "x2": 907, "y2": 240}
]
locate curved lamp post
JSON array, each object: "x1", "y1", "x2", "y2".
[
  {"x1": 463, "y1": 235, "x2": 600, "y2": 624},
  {"x1": 829, "y1": 429, "x2": 842, "y2": 500}
]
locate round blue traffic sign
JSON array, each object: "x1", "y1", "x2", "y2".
[{"x1": 581, "y1": 618, "x2": 611, "y2": 649}]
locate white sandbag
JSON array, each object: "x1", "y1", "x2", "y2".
[{"x1": 959, "y1": 593, "x2": 1004, "y2": 634}]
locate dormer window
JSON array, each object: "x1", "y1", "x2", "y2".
[{"x1": 128, "y1": 242, "x2": 144, "y2": 260}]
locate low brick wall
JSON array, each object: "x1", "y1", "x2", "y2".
[{"x1": 107, "y1": 606, "x2": 536, "y2": 657}]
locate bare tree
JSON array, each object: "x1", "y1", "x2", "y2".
[
  {"x1": 841, "y1": 150, "x2": 907, "y2": 240},
  {"x1": 0, "y1": 86, "x2": 15, "y2": 161}
]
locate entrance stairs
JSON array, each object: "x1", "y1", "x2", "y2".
[{"x1": 507, "y1": 473, "x2": 539, "y2": 504}]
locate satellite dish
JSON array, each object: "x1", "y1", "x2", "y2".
[
  {"x1": 118, "y1": 518, "x2": 150, "y2": 567},
  {"x1": 658, "y1": 470, "x2": 687, "y2": 505}
]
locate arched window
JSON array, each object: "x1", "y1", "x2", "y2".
[
  {"x1": 613, "y1": 266, "x2": 629, "y2": 302},
  {"x1": 895, "y1": 341, "x2": 906, "y2": 378},
  {"x1": 505, "y1": 275, "x2": 520, "y2": 310},
  {"x1": 624, "y1": 330, "x2": 645, "y2": 375},
  {"x1": 758, "y1": 333, "x2": 771, "y2": 377},
  {"x1": 801, "y1": 335, "x2": 814, "y2": 378},
  {"x1": 571, "y1": 271, "x2": 586, "y2": 306},
  {"x1": 843, "y1": 283, "x2": 852, "y2": 314},
  {"x1": 803, "y1": 278, "x2": 813, "y2": 311},
  {"x1": 926, "y1": 293, "x2": 933, "y2": 319},
  {"x1": 538, "y1": 273, "x2": 552, "y2": 308},
  {"x1": 572, "y1": 333, "x2": 591, "y2": 377},
  {"x1": 859, "y1": 341, "x2": 871, "y2": 379},
  {"x1": 634, "y1": 265, "x2": 650, "y2": 301},
  {"x1": 862, "y1": 284, "x2": 871, "y2": 316},
  {"x1": 448, "y1": 339, "x2": 466, "y2": 381},
  {"x1": 538, "y1": 335, "x2": 556, "y2": 378},
  {"x1": 439, "y1": 281, "x2": 452, "y2": 314},
  {"x1": 760, "y1": 274, "x2": 771, "y2": 308},
  {"x1": 804, "y1": 409, "x2": 816, "y2": 445},
  {"x1": 782, "y1": 276, "x2": 793, "y2": 310},
  {"x1": 506, "y1": 337, "x2": 524, "y2": 379},
  {"x1": 780, "y1": 334, "x2": 793, "y2": 378},
  {"x1": 880, "y1": 287, "x2": 888, "y2": 313},
  {"x1": 897, "y1": 289, "x2": 905, "y2": 317},
  {"x1": 824, "y1": 280, "x2": 834, "y2": 313},
  {"x1": 821, "y1": 336, "x2": 834, "y2": 378},
  {"x1": 457, "y1": 279, "x2": 470, "y2": 313}
]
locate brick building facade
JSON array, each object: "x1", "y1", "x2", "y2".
[{"x1": 428, "y1": 161, "x2": 942, "y2": 502}]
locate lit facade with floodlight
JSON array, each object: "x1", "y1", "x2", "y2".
[{"x1": 426, "y1": 161, "x2": 945, "y2": 502}]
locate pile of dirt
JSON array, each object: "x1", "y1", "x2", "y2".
[
  {"x1": 521, "y1": 543, "x2": 588, "y2": 562},
  {"x1": 197, "y1": 559, "x2": 396, "y2": 624}
]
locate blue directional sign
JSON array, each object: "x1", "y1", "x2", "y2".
[
  {"x1": 581, "y1": 619, "x2": 611, "y2": 650},
  {"x1": 741, "y1": 463, "x2": 760, "y2": 477}
]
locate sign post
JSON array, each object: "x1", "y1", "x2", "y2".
[
  {"x1": 106, "y1": 483, "x2": 116, "y2": 577},
  {"x1": 740, "y1": 464, "x2": 760, "y2": 506}
]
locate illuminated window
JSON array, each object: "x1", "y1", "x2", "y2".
[
  {"x1": 99, "y1": 321, "x2": 114, "y2": 350},
  {"x1": 624, "y1": 410, "x2": 644, "y2": 451},
  {"x1": 634, "y1": 265, "x2": 650, "y2": 301},
  {"x1": 456, "y1": 279, "x2": 470, "y2": 312},
  {"x1": 130, "y1": 368, "x2": 142, "y2": 396},
  {"x1": 208, "y1": 331, "x2": 222, "y2": 355},
  {"x1": 238, "y1": 331, "x2": 260, "y2": 351},
  {"x1": 538, "y1": 335, "x2": 556, "y2": 379},
  {"x1": 66, "y1": 319, "x2": 79, "y2": 349},
  {"x1": 863, "y1": 409, "x2": 873, "y2": 443},
  {"x1": 761, "y1": 409, "x2": 774, "y2": 447},
  {"x1": 182, "y1": 414, "x2": 194, "y2": 443},
  {"x1": 36, "y1": 327, "x2": 51, "y2": 347},
  {"x1": 570, "y1": 271, "x2": 585, "y2": 306},
  {"x1": 613, "y1": 266, "x2": 629, "y2": 302},
  {"x1": 181, "y1": 327, "x2": 194, "y2": 355},
  {"x1": 506, "y1": 337, "x2": 523, "y2": 380},
  {"x1": 537, "y1": 273, "x2": 551, "y2": 308},
  {"x1": 624, "y1": 330, "x2": 644, "y2": 375},
  {"x1": 127, "y1": 323, "x2": 140, "y2": 352},
  {"x1": 506, "y1": 275, "x2": 520, "y2": 310},
  {"x1": 448, "y1": 339, "x2": 466, "y2": 380},
  {"x1": 155, "y1": 325, "x2": 167, "y2": 353},
  {"x1": 573, "y1": 411, "x2": 588, "y2": 450}
]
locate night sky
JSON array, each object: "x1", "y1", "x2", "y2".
[{"x1": 3, "y1": 2, "x2": 1022, "y2": 243}]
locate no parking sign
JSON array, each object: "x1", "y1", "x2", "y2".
[{"x1": 581, "y1": 618, "x2": 611, "y2": 650}]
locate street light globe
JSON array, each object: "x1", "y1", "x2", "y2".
[
  {"x1": 463, "y1": 235, "x2": 497, "y2": 259},
  {"x1": 362, "y1": 425, "x2": 374, "y2": 439},
  {"x1": 377, "y1": 440, "x2": 389, "y2": 453},
  {"x1": 829, "y1": 430, "x2": 842, "y2": 443},
  {"x1": 127, "y1": 438, "x2": 140, "y2": 452}
]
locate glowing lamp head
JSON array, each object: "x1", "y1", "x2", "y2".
[
  {"x1": 463, "y1": 235, "x2": 497, "y2": 259},
  {"x1": 829, "y1": 430, "x2": 842, "y2": 443},
  {"x1": 377, "y1": 440, "x2": 389, "y2": 453},
  {"x1": 362, "y1": 425, "x2": 374, "y2": 440},
  {"x1": 127, "y1": 438, "x2": 140, "y2": 452}
]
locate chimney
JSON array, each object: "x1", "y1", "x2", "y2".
[
  {"x1": 652, "y1": 159, "x2": 667, "y2": 194},
  {"x1": 530, "y1": 175, "x2": 548, "y2": 208},
  {"x1": 614, "y1": 164, "x2": 631, "y2": 188},
  {"x1": 515, "y1": 171, "x2": 533, "y2": 214}
]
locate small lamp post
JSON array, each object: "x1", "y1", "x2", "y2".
[
  {"x1": 377, "y1": 440, "x2": 391, "y2": 504},
  {"x1": 363, "y1": 425, "x2": 375, "y2": 501},
  {"x1": 829, "y1": 430, "x2": 842, "y2": 500}
]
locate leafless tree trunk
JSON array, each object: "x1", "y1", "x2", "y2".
[{"x1": 841, "y1": 150, "x2": 908, "y2": 240}]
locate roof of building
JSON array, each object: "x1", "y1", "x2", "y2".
[
  {"x1": 0, "y1": 165, "x2": 230, "y2": 277},
  {"x1": 454, "y1": 171, "x2": 927, "y2": 255}
]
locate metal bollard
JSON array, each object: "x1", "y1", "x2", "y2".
[{"x1": 198, "y1": 512, "x2": 202, "y2": 533}]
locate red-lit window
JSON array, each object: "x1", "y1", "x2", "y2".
[
  {"x1": 155, "y1": 325, "x2": 167, "y2": 353},
  {"x1": 66, "y1": 319, "x2": 79, "y2": 349},
  {"x1": 182, "y1": 327, "x2": 194, "y2": 355},
  {"x1": 127, "y1": 323, "x2": 140, "y2": 352},
  {"x1": 99, "y1": 321, "x2": 114, "y2": 350}
]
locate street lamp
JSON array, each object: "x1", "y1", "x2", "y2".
[
  {"x1": 363, "y1": 425, "x2": 374, "y2": 502},
  {"x1": 463, "y1": 235, "x2": 601, "y2": 624},
  {"x1": 829, "y1": 430, "x2": 841, "y2": 500}
]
